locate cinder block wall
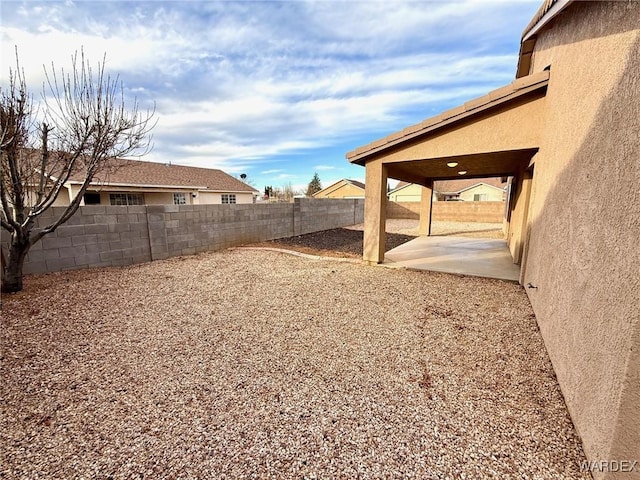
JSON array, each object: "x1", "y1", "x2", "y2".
[
  {"x1": 387, "y1": 201, "x2": 505, "y2": 222},
  {"x1": 294, "y1": 198, "x2": 364, "y2": 236},
  {"x1": 0, "y1": 205, "x2": 152, "y2": 275},
  {"x1": 148, "y1": 203, "x2": 295, "y2": 260},
  {"x1": 1, "y1": 198, "x2": 364, "y2": 275}
]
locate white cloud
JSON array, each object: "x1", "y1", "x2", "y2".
[{"x1": 0, "y1": 0, "x2": 541, "y2": 186}]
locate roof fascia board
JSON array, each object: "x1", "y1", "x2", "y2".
[
  {"x1": 314, "y1": 179, "x2": 346, "y2": 197},
  {"x1": 388, "y1": 182, "x2": 423, "y2": 195},
  {"x1": 76, "y1": 181, "x2": 209, "y2": 189},
  {"x1": 388, "y1": 184, "x2": 412, "y2": 195},
  {"x1": 199, "y1": 190, "x2": 257, "y2": 194},
  {"x1": 523, "y1": 0, "x2": 573, "y2": 41},
  {"x1": 345, "y1": 180, "x2": 365, "y2": 190},
  {"x1": 348, "y1": 73, "x2": 549, "y2": 165},
  {"x1": 456, "y1": 182, "x2": 505, "y2": 194}
]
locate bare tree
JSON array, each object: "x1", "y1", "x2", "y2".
[
  {"x1": 0, "y1": 50, "x2": 155, "y2": 293},
  {"x1": 281, "y1": 181, "x2": 299, "y2": 202}
]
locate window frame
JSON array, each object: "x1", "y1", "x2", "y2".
[
  {"x1": 173, "y1": 192, "x2": 187, "y2": 205},
  {"x1": 109, "y1": 193, "x2": 145, "y2": 206}
]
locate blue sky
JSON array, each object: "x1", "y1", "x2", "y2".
[{"x1": 1, "y1": 0, "x2": 542, "y2": 192}]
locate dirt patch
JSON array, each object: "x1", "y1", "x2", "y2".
[
  {"x1": 247, "y1": 220, "x2": 504, "y2": 258},
  {"x1": 248, "y1": 227, "x2": 416, "y2": 258}
]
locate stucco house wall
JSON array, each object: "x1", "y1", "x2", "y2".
[
  {"x1": 388, "y1": 183, "x2": 422, "y2": 202},
  {"x1": 137, "y1": 192, "x2": 179, "y2": 205},
  {"x1": 458, "y1": 184, "x2": 504, "y2": 202},
  {"x1": 313, "y1": 180, "x2": 365, "y2": 199},
  {"x1": 327, "y1": 183, "x2": 364, "y2": 198},
  {"x1": 86, "y1": 189, "x2": 255, "y2": 206},
  {"x1": 195, "y1": 192, "x2": 255, "y2": 204},
  {"x1": 520, "y1": 1, "x2": 639, "y2": 471}
]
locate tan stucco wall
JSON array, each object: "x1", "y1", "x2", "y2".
[
  {"x1": 81, "y1": 190, "x2": 254, "y2": 205},
  {"x1": 53, "y1": 187, "x2": 72, "y2": 206},
  {"x1": 143, "y1": 192, "x2": 178, "y2": 205},
  {"x1": 24, "y1": 186, "x2": 72, "y2": 207},
  {"x1": 316, "y1": 182, "x2": 365, "y2": 199},
  {"x1": 458, "y1": 184, "x2": 504, "y2": 202},
  {"x1": 387, "y1": 201, "x2": 505, "y2": 223},
  {"x1": 522, "y1": 2, "x2": 639, "y2": 474},
  {"x1": 388, "y1": 183, "x2": 422, "y2": 202},
  {"x1": 372, "y1": 95, "x2": 546, "y2": 164},
  {"x1": 196, "y1": 192, "x2": 254, "y2": 204}
]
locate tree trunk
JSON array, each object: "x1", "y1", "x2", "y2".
[{"x1": 1, "y1": 236, "x2": 30, "y2": 293}]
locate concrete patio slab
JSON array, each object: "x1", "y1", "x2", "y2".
[{"x1": 384, "y1": 236, "x2": 520, "y2": 282}]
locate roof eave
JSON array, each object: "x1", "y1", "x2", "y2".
[
  {"x1": 522, "y1": 0, "x2": 573, "y2": 42},
  {"x1": 71, "y1": 181, "x2": 209, "y2": 190},
  {"x1": 516, "y1": 0, "x2": 574, "y2": 78},
  {"x1": 347, "y1": 70, "x2": 549, "y2": 165},
  {"x1": 456, "y1": 182, "x2": 505, "y2": 194},
  {"x1": 70, "y1": 180, "x2": 258, "y2": 193}
]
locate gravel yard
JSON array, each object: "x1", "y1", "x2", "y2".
[
  {"x1": 1, "y1": 247, "x2": 587, "y2": 479},
  {"x1": 251, "y1": 220, "x2": 505, "y2": 258}
]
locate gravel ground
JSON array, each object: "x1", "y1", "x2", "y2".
[
  {"x1": 251, "y1": 220, "x2": 505, "y2": 258},
  {"x1": 2, "y1": 249, "x2": 587, "y2": 479}
]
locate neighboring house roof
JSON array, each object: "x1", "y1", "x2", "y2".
[
  {"x1": 388, "y1": 181, "x2": 415, "y2": 195},
  {"x1": 64, "y1": 158, "x2": 258, "y2": 193},
  {"x1": 347, "y1": 179, "x2": 366, "y2": 190},
  {"x1": 434, "y1": 178, "x2": 506, "y2": 195},
  {"x1": 313, "y1": 178, "x2": 365, "y2": 197},
  {"x1": 389, "y1": 179, "x2": 506, "y2": 196}
]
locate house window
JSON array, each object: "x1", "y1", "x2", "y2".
[
  {"x1": 221, "y1": 194, "x2": 236, "y2": 204},
  {"x1": 173, "y1": 193, "x2": 187, "y2": 205},
  {"x1": 109, "y1": 193, "x2": 145, "y2": 206},
  {"x1": 473, "y1": 194, "x2": 488, "y2": 201},
  {"x1": 83, "y1": 192, "x2": 101, "y2": 205}
]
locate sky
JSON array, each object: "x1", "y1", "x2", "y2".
[{"x1": 1, "y1": 0, "x2": 542, "y2": 193}]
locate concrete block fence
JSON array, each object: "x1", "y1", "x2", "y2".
[
  {"x1": 387, "y1": 201, "x2": 505, "y2": 223},
  {"x1": 1, "y1": 198, "x2": 364, "y2": 275}
]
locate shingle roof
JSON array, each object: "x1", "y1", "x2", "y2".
[
  {"x1": 346, "y1": 179, "x2": 365, "y2": 190},
  {"x1": 67, "y1": 158, "x2": 258, "y2": 193}
]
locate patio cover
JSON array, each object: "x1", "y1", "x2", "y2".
[{"x1": 346, "y1": 70, "x2": 549, "y2": 265}]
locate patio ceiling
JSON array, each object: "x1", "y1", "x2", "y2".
[{"x1": 385, "y1": 149, "x2": 538, "y2": 185}]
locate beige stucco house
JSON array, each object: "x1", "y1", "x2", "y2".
[
  {"x1": 48, "y1": 158, "x2": 258, "y2": 206},
  {"x1": 313, "y1": 179, "x2": 365, "y2": 199},
  {"x1": 390, "y1": 178, "x2": 506, "y2": 202},
  {"x1": 434, "y1": 178, "x2": 506, "y2": 202},
  {"x1": 387, "y1": 182, "x2": 422, "y2": 202},
  {"x1": 347, "y1": 1, "x2": 639, "y2": 477}
]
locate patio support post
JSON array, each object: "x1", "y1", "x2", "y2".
[
  {"x1": 418, "y1": 180, "x2": 434, "y2": 236},
  {"x1": 363, "y1": 160, "x2": 387, "y2": 264}
]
